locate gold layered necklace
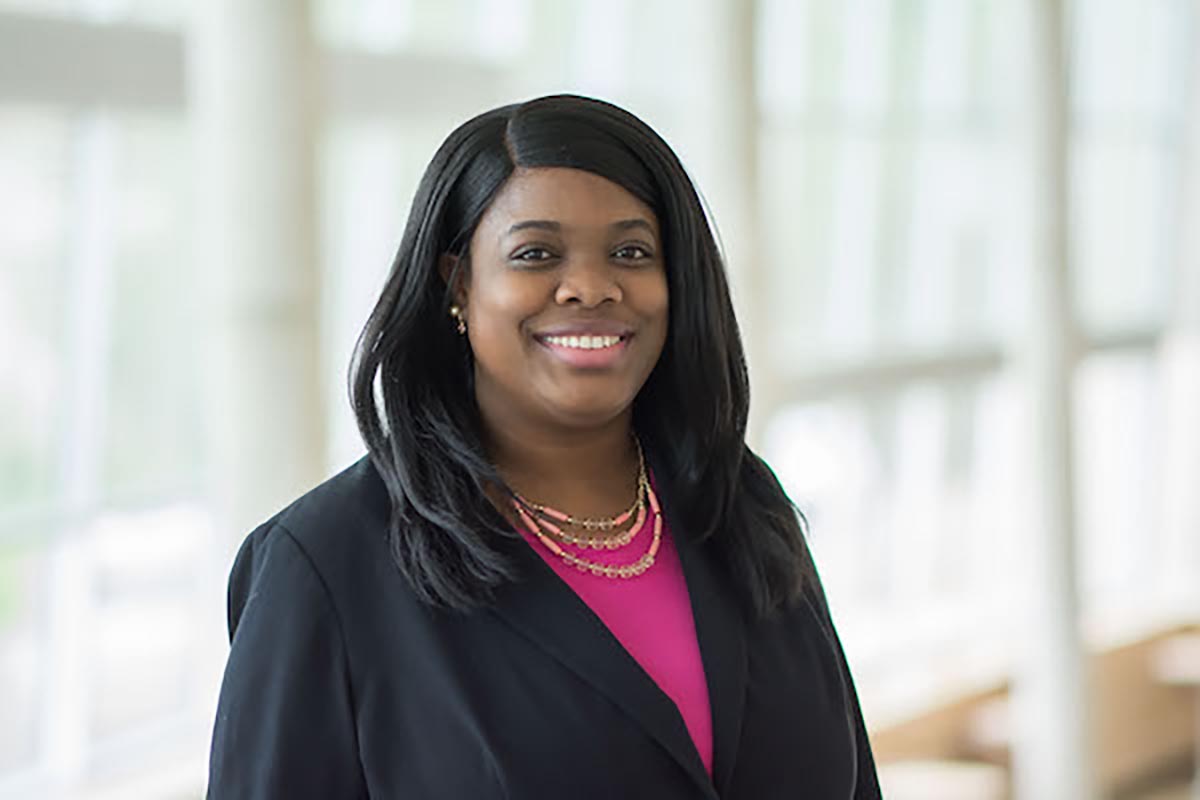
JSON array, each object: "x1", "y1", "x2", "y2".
[{"x1": 509, "y1": 439, "x2": 662, "y2": 579}]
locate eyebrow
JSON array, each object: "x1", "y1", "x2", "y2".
[
  {"x1": 506, "y1": 220, "x2": 561, "y2": 235},
  {"x1": 504, "y1": 218, "x2": 656, "y2": 237}
]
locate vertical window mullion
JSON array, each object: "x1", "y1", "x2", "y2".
[{"x1": 40, "y1": 109, "x2": 117, "y2": 789}]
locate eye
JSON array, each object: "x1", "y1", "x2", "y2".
[
  {"x1": 512, "y1": 246, "x2": 557, "y2": 263},
  {"x1": 613, "y1": 244, "x2": 655, "y2": 261}
]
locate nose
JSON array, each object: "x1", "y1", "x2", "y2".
[{"x1": 554, "y1": 257, "x2": 623, "y2": 307}]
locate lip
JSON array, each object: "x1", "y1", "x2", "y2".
[
  {"x1": 533, "y1": 331, "x2": 633, "y2": 370},
  {"x1": 533, "y1": 321, "x2": 635, "y2": 338}
]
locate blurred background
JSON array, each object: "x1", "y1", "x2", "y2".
[{"x1": 1, "y1": 0, "x2": 1198, "y2": 798}]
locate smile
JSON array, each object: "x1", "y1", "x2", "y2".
[
  {"x1": 541, "y1": 334, "x2": 625, "y2": 350},
  {"x1": 535, "y1": 333, "x2": 632, "y2": 369}
]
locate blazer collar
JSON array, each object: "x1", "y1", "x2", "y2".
[{"x1": 487, "y1": 450, "x2": 748, "y2": 799}]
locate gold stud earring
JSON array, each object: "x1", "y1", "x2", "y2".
[{"x1": 449, "y1": 305, "x2": 466, "y2": 335}]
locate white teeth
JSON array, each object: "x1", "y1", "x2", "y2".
[{"x1": 545, "y1": 334, "x2": 623, "y2": 349}]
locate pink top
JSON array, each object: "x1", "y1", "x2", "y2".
[{"x1": 515, "y1": 485, "x2": 714, "y2": 776}]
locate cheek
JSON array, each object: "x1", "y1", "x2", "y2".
[
  {"x1": 467, "y1": 280, "x2": 545, "y2": 364},
  {"x1": 624, "y1": 279, "x2": 668, "y2": 372},
  {"x1": 471, "y1": 276, "x2": 540, "y2": 330},
  {"x1": 639, "y1": 275, "x2": 670, "y2": 334}
]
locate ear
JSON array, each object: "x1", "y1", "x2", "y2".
[{"x1": 438, "y1": 253, "x2": 469, "y2": 308}]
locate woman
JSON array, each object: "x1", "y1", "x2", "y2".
[{"x1": 207, "y1": 94, "x2": 881, "y2": 799}]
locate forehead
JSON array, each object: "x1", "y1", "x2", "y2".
[{"x1": 478, "y1": 167, "x2": 659, "y2": 233}]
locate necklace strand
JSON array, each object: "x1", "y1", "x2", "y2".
[
  {"x1": 510, "y1": 440, "x2": 646, "y2": 532},
  {"x1": 506, "y1": 436, "x2": 662, "y2": 576},
  {"x1": 513, "y1": 478, "x2": 662, "y2": 579},
  {"x1": 529, "y1": 479, "x2": 648, "y2": 550}
]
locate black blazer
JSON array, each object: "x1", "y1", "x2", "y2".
[{"x1": 207, "y1": 454, "x2": 881, "y2": 799}]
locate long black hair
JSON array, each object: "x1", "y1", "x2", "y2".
[{"x1": 350, "y1": 94, "x2": 816, "y2": 617}]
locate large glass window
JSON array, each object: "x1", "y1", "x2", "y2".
[
  {"x1": 1, "y1": 0, "x2": 1196, "y2": 795},
  {"x1": 755, "y1": 0, "x2": 1195, "y2": 705}
]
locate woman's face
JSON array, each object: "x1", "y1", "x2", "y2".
[{"x1": 454, "y1": 166, "x2": 669, "y2": 433}]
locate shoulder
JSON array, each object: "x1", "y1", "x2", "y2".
[
  {"x1": 272, "y1": 455, "x2": 391, "y2": 546},
  {"x1": 269, "y1": 454, "x2": 390, "y2": 568},
  {"x1": 226, "y1": 456, "x2": 397, "y2": 629},
  {"x1": 211, "y1": 470, "x2": 376, "y2": 797}
]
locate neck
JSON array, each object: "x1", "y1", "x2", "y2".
[{"x1": 480, "y1": 407, "x2": 641, "y2": 520}]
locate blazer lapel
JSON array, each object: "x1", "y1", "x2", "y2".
[
  {"x1": 487, "y1": 450, "x2": 749, "y2": 799},
  {"x1": 653, "y1": 458, "x2": 749, "y2": 798},
  {"x1": 489, "y1": 538, "x2": 718, "y2": 797}
]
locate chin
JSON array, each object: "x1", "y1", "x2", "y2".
[{"x1": 543, "y1": 394, "x2": 634, "y2": 428}]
